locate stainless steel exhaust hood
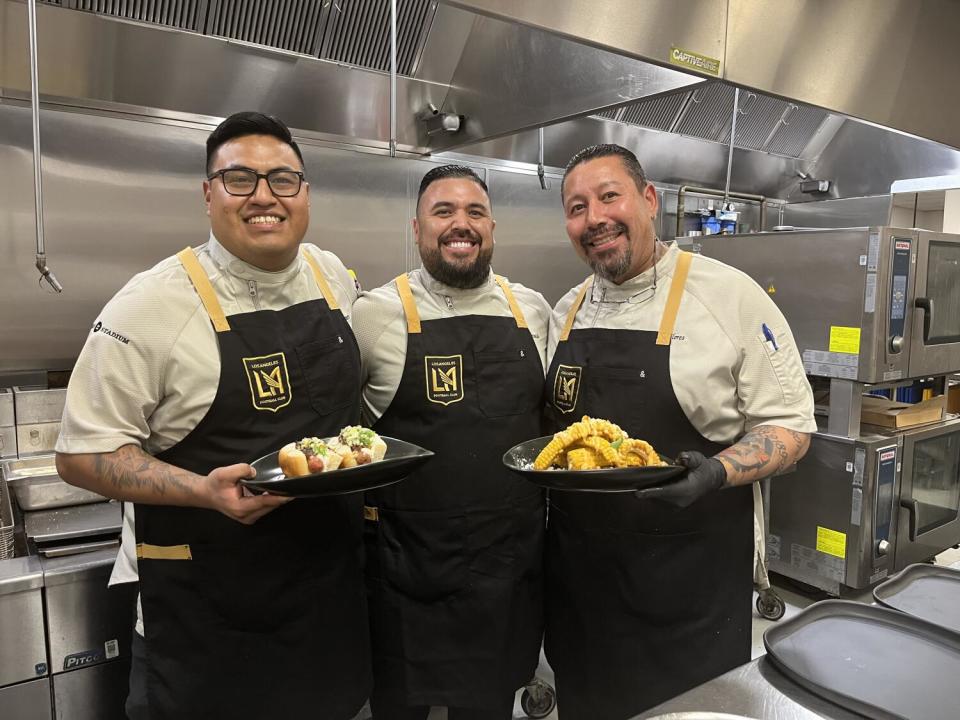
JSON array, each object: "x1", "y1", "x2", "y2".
[{"x1": 442, "y1": 0, "x2": 960, "y2": 151}]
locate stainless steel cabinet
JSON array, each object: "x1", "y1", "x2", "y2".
[
  {"x1": 0, "y1": 678, "x2": 53, "y2": 720},
  {"x1": 0, "y1": 556, "x2": 47, "y2": 686}
]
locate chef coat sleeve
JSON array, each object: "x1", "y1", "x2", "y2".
[
  {"x1": 352, "y1": 283, "x2": 408, "y2": 424},
  {"x1": 733, "y1": 284, "x2": 817, "y2": 434},
  {"x1": 56, "y1": 270, "x2": 202, "y2": 455}
]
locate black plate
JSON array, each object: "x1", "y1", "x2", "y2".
[
  {"x1": 502, "y1": 435, "x2": 684, "y2": 493},
  {"x1": 873, "y1": 563, "x2": 960, "y2": 633},
  {"x1": 764, "y1": 599, "x2": 960, "y2": 720},
  {"x1": 244, "y1": 437, "x2": 434, "y2": 497}
]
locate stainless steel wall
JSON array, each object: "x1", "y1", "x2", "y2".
[{"x1": 0, "y1": 103, "x2": 584, "y2": 373}]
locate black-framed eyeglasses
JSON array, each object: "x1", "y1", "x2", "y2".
[{"x1": 207, "y1": 168, "x2": 305, "y2": 197}]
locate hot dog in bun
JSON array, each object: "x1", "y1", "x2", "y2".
[
  {"x1": 278, "y1": 437, "x2": 343, "y2": 478},
  {"x1": 331, "y1": 426, "x2": 388, "y2": 469}
]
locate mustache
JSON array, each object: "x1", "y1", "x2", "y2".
[
  {"x1": 580, "y1": 223, "x2": 628, "y2": 247},
  {"x1": 440, "y1": 228, "x2": 482, "y2": 245}
]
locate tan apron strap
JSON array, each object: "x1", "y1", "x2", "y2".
[
  {"x1": 394, "y1": 273, "x2": 422, "y2": 335},
  {"x1": 493, "y1": 276, "x2": 528, "y2": 329},
  {"x1": 363, "y1": 506, "x2": 379, "y2": 522},
  {"x1": 656, "y1": 251, "x2": 693, "y2": 346},
  {"x1": 136, "y1": 543, "x2": 193, "y2": 560},
  {"x1": 301, "y1": 248, "x2": 339, "y2": 310},
  {"x1": 558, "y1": 276, "x2": 593, "y2": 343},
  {"x1": 176, "y1": 247, "x2": 230, "y2": 333}
]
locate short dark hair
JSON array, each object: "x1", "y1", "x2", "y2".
[
  {"x1": 205, "y1": 111, "x2": 304, "y2": 174},
  {"x1": 417, "y1": 165, "x2": 489, "y2": 210},
  {"x1": 561, "y1": 144, "x2": 647, "y2": 198}
]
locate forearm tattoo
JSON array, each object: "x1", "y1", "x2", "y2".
[
  {"x1": 93, "y1": 444, "x2": 198, "y2": 499},
  {"x1": 717, "y1": 425, "x2": 810, "y2": 486}
]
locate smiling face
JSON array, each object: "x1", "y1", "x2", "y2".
[
  {"x1": 561, "y1": 155, "x2": 659, "y2": 284},
  {"x1": 203, "y1": 134, "x2": 309, "y2": 271},
  {"x1": 414, "y1": 177, "x2": 495, "y2": 289}
]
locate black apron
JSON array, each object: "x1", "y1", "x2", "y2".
[
  {"x1": 364, "y1": 273, "x2": 545, "y2": 710},
  {"x1": 134, "y1": 247, "x2": 371, "y2": 720},
  {"x1": 543, "y1": 252, "x2": 753, "y2": 720}
]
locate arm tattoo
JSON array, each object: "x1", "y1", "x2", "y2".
[
  {"x1": 93, "y1": 445, "x2": 198, "y2": 499},
  {"x1": 717, "y1": 425, "x2": 809, "y2": 486}
]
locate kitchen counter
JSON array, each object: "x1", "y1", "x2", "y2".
[{"x1": 633, "y1": 657, "x2": 864, "y2": 720}]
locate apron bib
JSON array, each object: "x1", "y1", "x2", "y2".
[
  {"x1": 543, "y1": 253, "x2": 753, "y2": 720},
  {"x1": 134, "y1": 248, "x2": 371, "y2": 720},
  {"x1": 364, "y1": 274, "x2": 546, "y2": 709}
]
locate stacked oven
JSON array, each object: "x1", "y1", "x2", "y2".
[
  {"x1": 698, "y1": 227, "x2": 960, "y2": 595},
  {"x1": 0, "y1": 387, "x2": 134, "y2": 719}
]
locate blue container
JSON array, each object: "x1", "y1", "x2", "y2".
[
  {"x1": 701, "y1": 216, "x2": 721, "y2": 235},
  {"x1": 720, "y1": 219, "x2": 737, "y2": 234}
]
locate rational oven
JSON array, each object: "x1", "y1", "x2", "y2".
[
  {"x1": 765, "y1": 416, "x2": 960, "y2": 595},
  {"x1": 697, "y1": 227, "x2": 960, "y2": 383}
]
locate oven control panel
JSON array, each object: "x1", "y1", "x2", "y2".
[
  {"x1": 874, "y1": 444, "x2": 898, "y2": 563},
  {"x1": 888, "y1": 238, "x2": 912, "y2": 354}
]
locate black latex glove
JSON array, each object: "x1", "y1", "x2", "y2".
[{"x1": 633, "y1": 450, "x2": 728, "y2": 508}]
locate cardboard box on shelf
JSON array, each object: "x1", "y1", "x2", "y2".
[
  {"x1": 948, "y1": 384, "x2": 960, "y2": 414},
  {"x1": 860, "y1": 394, "x2": 946, "y2": 429}
]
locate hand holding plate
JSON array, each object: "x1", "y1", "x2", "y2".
[
  {"x1": 633, "y1": 450, "x2": 727, "y2": 507},
  {"x1": 203, "y1": 462, "x2": 293, "y2": 524}
]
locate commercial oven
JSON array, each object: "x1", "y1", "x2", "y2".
[
  {"x1": 766, "y1": 416, "x2": 960, "y2": 594},
  {"x1": 696, "y1": 227, "x2": 960, "y2": 383}
]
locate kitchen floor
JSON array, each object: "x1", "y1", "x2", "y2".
[{"x1": 355, "y1": 547, "x2": 960, "y2": 720}]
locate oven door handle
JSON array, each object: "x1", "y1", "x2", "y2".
[
  {"x1": 900, "y1": 498, "x2": 919, "y2": 541},
  {"x1": 915, "y1": 297, "x2": 933, "y2": 343}
]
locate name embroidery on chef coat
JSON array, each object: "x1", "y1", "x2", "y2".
[
  {"x1": 243, "y1": 352, "x2": 292, "y2": 412},
  {"x1": 553, "y1": 364, "x2": 583, "y2": 414},
  {"x1": 425, "y1": 355, "x2": 464, "y2": 406}
]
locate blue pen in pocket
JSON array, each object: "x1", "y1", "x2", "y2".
[{"x1": 762, "y1": 323, "x2": 779, "y2": 351}]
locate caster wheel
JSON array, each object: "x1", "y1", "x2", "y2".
[
  {"x1": 521, "y1": 683, "x2": 557, "y2": 718},
  {"x1": 756, "y1": 592, "x2": 786, "y2": 621}
]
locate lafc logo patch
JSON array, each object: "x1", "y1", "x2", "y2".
[
  {"x1": 425, "y1": 355, "x2": 464, "y2": 406},
  {"x1": 553, "y1": 364, "x2": 582, "y2": 413},
  {"x1": 243, "y1": 353, "x2": 292, "y2": 412}
]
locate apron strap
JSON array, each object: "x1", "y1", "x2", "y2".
[
  {"x1": 300, "y1": 248, "x2": 340, "y2": 310},
  {"x1": 656, "y1": 250, "x2": 693, "y2": 346},
  {"x1": 136, "y1": 542, "x2": 193, "y2": 560},
  {"x1": 493, "y1": 275, "x2": 529, "y2": 329},
  {"x1": 177, "y1": 247, "x2": 231, "y2": 333},
  {"x1": 558, "y1": 276, "x2": 593, "y2": 343},
  {"x1": 394, "y1": 273, "x2": 422, "y2": 334}
]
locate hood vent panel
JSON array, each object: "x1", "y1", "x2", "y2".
[
  {"x1": 595, "y1": 82, "x2": 828, "y2": 159},
  {"x1": 67, "y1": 0, "x2": 207, "y2": 30},
  {"x1": 45, "y1": 0, "x2": 437, "y2": 75},
  {"x1": 207, "y1": 0, "x2": 324, "y2": 55}
]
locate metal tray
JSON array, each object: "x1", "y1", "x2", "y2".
[
  {"x1": 1, "y1": 455, "x2": 108, "y2": 510},
  {"x1": 0, "y1": 470, "x2": 14, "y2": 559},
  {"x1": 502, "y1": 435, "x2": 684, "y2": 492},
  {"x1": 24, "y1": 501, "x2": 122, "y2": 544},
  {"x1": 244, "y1": 437, "x2": 433, "y2": 497},
  {"x1": 763, "y1": 599, "x2": 960, "y2": 720},
  {"x1": 873, "y1": 563, "x2": 960, "y2": 633}
]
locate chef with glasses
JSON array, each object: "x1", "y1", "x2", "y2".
[{"x1": 56, "y1": 111, "x2": 369, "y2": 720}]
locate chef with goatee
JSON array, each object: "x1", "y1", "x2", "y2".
[
  {"x1": 352, "y1": 165, "x2": 551, "y2": 720},
  {"x1": 542, "y1": 143, "x2": 815, "y2": 719}
]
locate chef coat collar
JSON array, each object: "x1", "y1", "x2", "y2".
[
  {"x1": 206, "y1": 232, "x2": 304, "y2": 285},
  {"x1": 417, "y1": 264, "x2": 497, "y2": 299},
  {"x1": 591, "y1": 241, "x2": 679, "y2": 302}
]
